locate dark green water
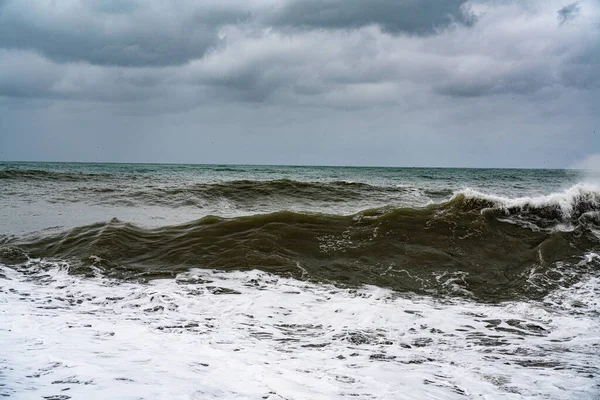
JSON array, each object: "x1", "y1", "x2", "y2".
[{"x1": 1, "y1": 162, "x2": 599, "y2": 301}]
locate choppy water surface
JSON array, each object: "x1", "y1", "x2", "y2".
[{"x1": 1, "y1": 162, "x2": 599, "y2": 399}]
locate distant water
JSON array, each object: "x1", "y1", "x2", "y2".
[{"x1": 1, "y1": 162, "x2": 599, "y2": 399}]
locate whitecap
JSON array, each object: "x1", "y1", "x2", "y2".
[{"x1": 1, "y1": 262, "x2": 598, "y2": 399}]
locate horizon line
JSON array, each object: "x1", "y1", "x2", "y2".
[{"x1": 0, "y1": 159, "x2": 576, "y2": 170}]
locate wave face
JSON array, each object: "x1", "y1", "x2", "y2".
[
  {"x1": 1, "y1": 162, "x2": 598, "y2": 301},
  {"x1": 99, "y1": 179, "x2": 414, "y2": 208},
  {"x1": 0, "y1": 170, "x2": 442, "y2": 209},
  {"x1": 4, "y1": 185, "x2": 599, "y2": 301}
]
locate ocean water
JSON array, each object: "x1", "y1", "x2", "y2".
[{"x1": 0, "y1": 162, "x2": 599, "y2": 399}]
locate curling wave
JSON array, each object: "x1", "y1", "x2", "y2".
[
  {"x1": 3, "y1": 185, "x2": 599, "y2": 301},
  {"x1": 449, "y1": 183, "x2": 600, "y2": 227}
]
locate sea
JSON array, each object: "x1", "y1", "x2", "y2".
[{"x1": 0, "y1": 162, "x2": 599, "y2": 399}]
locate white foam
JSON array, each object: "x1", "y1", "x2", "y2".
[
  {"x1": 1, "y1": 263, "x2": 598, "y2": 399},
  {"x1": 454, "y1": 183, "x2": 600, "y2": 219}
]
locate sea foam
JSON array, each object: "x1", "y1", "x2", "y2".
[
  {"x1": 1, "y1": 260, "x2": 598, "y2": 399},
  {"x1": 452, "y1": 183, "x2": 600, "y2": 219}
]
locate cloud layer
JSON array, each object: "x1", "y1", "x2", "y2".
[{"x1": 0, "y1": 0, "x2": 598, "y2": 166}]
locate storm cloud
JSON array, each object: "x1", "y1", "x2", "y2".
[
  {"x1": 267, "y1": 0, "x2": 476, "y2": 34},
  {"x1": 0, "y1": 0, "x2": 599, "y2": 167},
  {"x1": 0, "y1": 0, "x2": 253, "y2": 66}
]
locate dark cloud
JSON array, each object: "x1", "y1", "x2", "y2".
[
  {"x1": 0, "y1": 0, "x2": 598, "y2": 132},
  {"x1": 0, "y1": 0, "x2": 250, "y2": 66},
  {"x1": 0, "y1": 0, "x2": 476, "y2": 70},
  {"x1": 269, "y1": 0, "x2": 476, "y2": 34},
  {"x1": 557, "y1": 2, "x2": 580, "y2": 25}
]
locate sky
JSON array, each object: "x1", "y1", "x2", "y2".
[{"x1": 0, "y1": 0, "x2": 598, "y2": 168}]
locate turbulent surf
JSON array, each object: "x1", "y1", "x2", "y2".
[{"x1": 1, "y1": 162, "x2": 599, "y2": 399}]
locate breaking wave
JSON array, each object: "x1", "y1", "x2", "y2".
[
  {"x1": 2, "y1": 184, "x2": 599, "y2": 301},
  {"x1": 450, "y1": 183, "x2": 600, "y2": 223}
]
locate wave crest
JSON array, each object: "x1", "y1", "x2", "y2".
[
  {"x1": 0, "y1": 169, "x2": 109, "y2": 181},
  {"x1": 447, "y1": 184, "x2": 600, "y2": 223}
]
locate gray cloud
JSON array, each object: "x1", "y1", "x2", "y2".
[
  {"x1": 268, "y1": 0, "x2": 476, "y2": 34},
  {"x1": 186, "y1": 1, "x2": 600, "y2": 103},
  {"x1": 1, "y1": 88, "x2": 595, "y2": 168},
  {"x1": 0, "y1": 0, "x2": 251, "y2": 66},
  {"x1": 0, "y1": 0, "x2": 599, "y2": 167},
  {"x1": 0, "y1": 0, "x2": 477, "y2": 70},
  {"x1": 558, "y1": 2, "x2": 581, "y2": 24}
]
